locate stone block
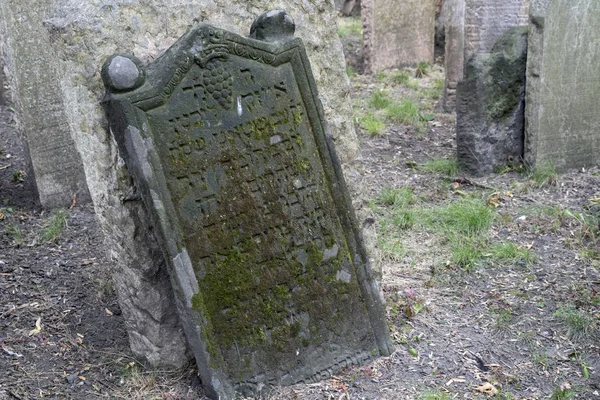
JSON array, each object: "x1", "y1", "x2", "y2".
[
  {"x1": 362, "y1": 0, "x2": 436, "y2": 72},
  {"x1": 103, "y1": 13, "x2": 392, "y2": 399},
  {"x1": 457, "y1": 26, "x2": 528, "y2": 175},
  {"x1": 525, "y1": 0, "x2": 600, "y2": 171}
]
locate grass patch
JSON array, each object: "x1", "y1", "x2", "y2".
[
  {"x1": 554, "y1": 304, "x2": 597, "y2": 340},
  {"x1": 346, "y1": 65, "x2": 358, "y2": 78},
  {"x1": 422, "y1": 157, "x2": 460, "y2": 176},
  {"x1": 368, "y1": 89, "x2": 392, "y2": 110},
  {"x1": 531, "y1": 161, "x2": 558, "y2": 188},
  {"x1": 415, "y1": 61, "x2": 431, "y2": 78},
  {"x1": 550, "y1": 383, "x2": 574, "y2": 400},
  {"x1": 385, "y1": 99, "x2": 426, "y2": 132},
  {"x1": 337, "y1": 16, "x2": 362, "y2": 38},
  {"x1": 376, "y1": 187, "x2": 415, "y2": 208},
  {"x1": 449, "y1": 235, "x2": 483, "y2": 269},
  {"x1": 423, "y1": 198, "x2": 494, "y2": 236},
  {"x1": 5, "y1": 223, "x2": 24, "y2": 246},
  {"x1": 418, "y1": 390, "x2": 450, "y2": 400},
  {"x1": 40, "y1": 209, "x2": 68, "y2": 243},
  {"x1": 392, "y1": 71, "x2": 410, "y2": 85},
  {"x1": 358, "y1": 113, "x2": 386, "y2": 135},
  {"x1": 488, "y1": 242, "x2": 538, "y2": 266}
]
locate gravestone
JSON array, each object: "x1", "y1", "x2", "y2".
[
  {"x1": 362, "y1": 0, "x2": 436, "y2": 72},
  {"x1": 457, "y1": 26, "x2": 528, "y2": 175},
  {"x1": 0, "y1": 2, "x2": 91, "y2": 207},
  {"x1": 103, "y1": 11, "x2": 392, "y2": 399},
  {"x1": 441, "y1": 0, "x2": 529, "y2": 112},
  {"x1": 525, "y1": 0, "x2": 600, "y2": 170},
  {"x1": 0, "y1": 0, "x2": 365, "y2": 370}
]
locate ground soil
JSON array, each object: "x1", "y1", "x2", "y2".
[{"x1": 1, "y1": 18, "x2": 599, "y2": 399}]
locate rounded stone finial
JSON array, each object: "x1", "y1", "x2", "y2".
[
  {"x1": 249, "y1": 10, "x2": 295, "y2": 43},
  {"x1": 101, "y1": 54, "x2": 145, "y2": 92}
]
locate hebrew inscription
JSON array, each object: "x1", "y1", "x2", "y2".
[{"x1": 102, "y1": 12, "x2": 391, "y2": 400}]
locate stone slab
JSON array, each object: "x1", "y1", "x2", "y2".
[
  {"x1": 362, "y1": 0, "x2": 436, "y2": 72},
  {"x1": 525, "y1": 0, "x2": 600, "y2": 170},
  {"x1": 103, "y1": 14, "x2": 392, "y2": 399}
]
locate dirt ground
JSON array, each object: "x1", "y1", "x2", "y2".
[{"x1": 1, "y1": 17, "x2": 600, "y2": 400}]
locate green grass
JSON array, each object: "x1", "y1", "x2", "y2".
[
  {"x1": 368, "y1": 89, "x2": 392, "y2": 110},
  {"x1": 418, "y1": 390, "x2": 450, "y2": 400},
  {"x1": 449, "y1": 235, "x2": 483, "y2": 269},
  {"x1": 531, "y1": 161, "x2": 558, "y2": 188},
  {"x1": 554, "y1": 304, "x2": 597, "y2": 340},
  {"x1": 385, "y1": 99, "x2": 425, "y2": 132},
  {"x1": 376, "y1": 187, "x2": 415, "y2": 208},
  {"x1": 337, "y1": 16, "x2": 362, "y2": 38},
  {"x1": 392, "y1": 71, "x2": 410, "y2": 85},
  {"x1": 550, "y1": 383, "x2": 574, "y2": 400},
  {"x1": 423, "y1": 198, "x2": 495, "y2": 236},
  {"x1": 415, "y1": 61, "x2": 431, "y2": 78},
  {"x1": 488, "y1": 242, "x2": 538, "y2": 266},
  {"x1": 5, "y1": 223, "x2": 24, "y2": 246},
  {"x1": 422, "y1": 158, "x2": 460, "y2": 176},
  {"x1": 358, "y1": 113, "x2": 386, "y2": 135},
  {"x1": 40, "y1": 209, "x2": 68, "y2": 243},
  {"x1": 346, "y1": 65, "x2": 358, "y2": 78}
]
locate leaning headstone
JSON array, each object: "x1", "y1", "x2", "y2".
[
  {"x1": 362, "y1": 0, "x2": 436, "y2": 72},
  {"x1": 0, "y1": 0, "x2": 364, "y2": 371},
  {"x1": 457, "y1": 26, "x2": 528, "y2": 175},
  {"x1": 103, "y1": 11, "x2": 392, "y2": 399},
  {"x1": 525, "y1": 0, "x2": 600, "y2": 170},
  {"x1": 441, "y1": 0, "x2": 529, "y2": 112}
]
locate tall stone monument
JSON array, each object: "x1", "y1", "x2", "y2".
[
  {"x1": 362, "y1": 0, "x2": 436, "y2": 72},
  {"x1": 525, "y1": 0, "x2": 600, "y2": 170},
  {"x1": 103, "y1": 11, "x2": 392, "y2": 399}
]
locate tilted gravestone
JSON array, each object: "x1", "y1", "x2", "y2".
[
  {"x1": 362, "y1": 0, "x2": 436, "y2": 72},
  {"x1": 525, "y1": 0, "x2": 600, "y2": 171},
  {"x1": 102, "y1": 11, "x2": 392, "y2": 399}
]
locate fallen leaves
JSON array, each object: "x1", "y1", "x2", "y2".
[
  {"x1": 474, "y1": 382, "x2": 499, "y2": 396},
  {"x1": 28, "y1": 317, "x2": 42, "y2": 336}
]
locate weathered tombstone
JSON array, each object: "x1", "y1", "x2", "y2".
[
  {"x1": 362, "y1": 0, "x2": 436, "y2": 72},
  {"x1": 102, "y1": 11, "x2": 392, "y2": 399},
  {"x1": 0, "y1": 0, "x2": 367, "y2": 371},
  {"x1": 0, "y1": 2, "x2": 91, "y2": 207},
  {"x1": 456, "y1": 26, "x2": 528, "y2": 175},
  {"x1": 525, "y1": 0, "x2": 600, "y2": 170},
  {"x1": 441, "y1": 0, "x2": 529, "y2": 112}
]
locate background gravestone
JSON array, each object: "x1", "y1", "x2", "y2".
[
  {"x1": 362, "y1": 0, "x2": 436, "y2": 73},
  {"x1": 0, "y1": 1, "x2": 369, "y2": 370},
  {"x1": 103, "y1": 15, "x2": 392, "y2": 399},
  {"x1": 457, "y1": 26, "x2": 528, "y2": 175},
  {"x1": 0, "y1": 2, "x2": 91, "y2": 207},
  {"x1": 441, "y1": 0, "x2": 529, "y2": 111},
  {"x1": 525, "y1": 0, "x2": 600, "y2": 170}
]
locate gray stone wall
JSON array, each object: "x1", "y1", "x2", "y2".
[
  {"x1": 525, "y1": 0, "x2": 600, "y2": 170},
  {"x1": 0, "y1": 0, "x2": 360, "y2": 369},
  {"x1": 362, "y1": 0, "x2": 436, "y2": 72},
  {"x1": 440, "y1": 0, "x2": 464, "y2": 111}
]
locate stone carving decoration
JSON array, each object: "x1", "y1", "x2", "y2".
[{"x1": 102, "y1": 10, "x2": 392, "y2": 399}]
